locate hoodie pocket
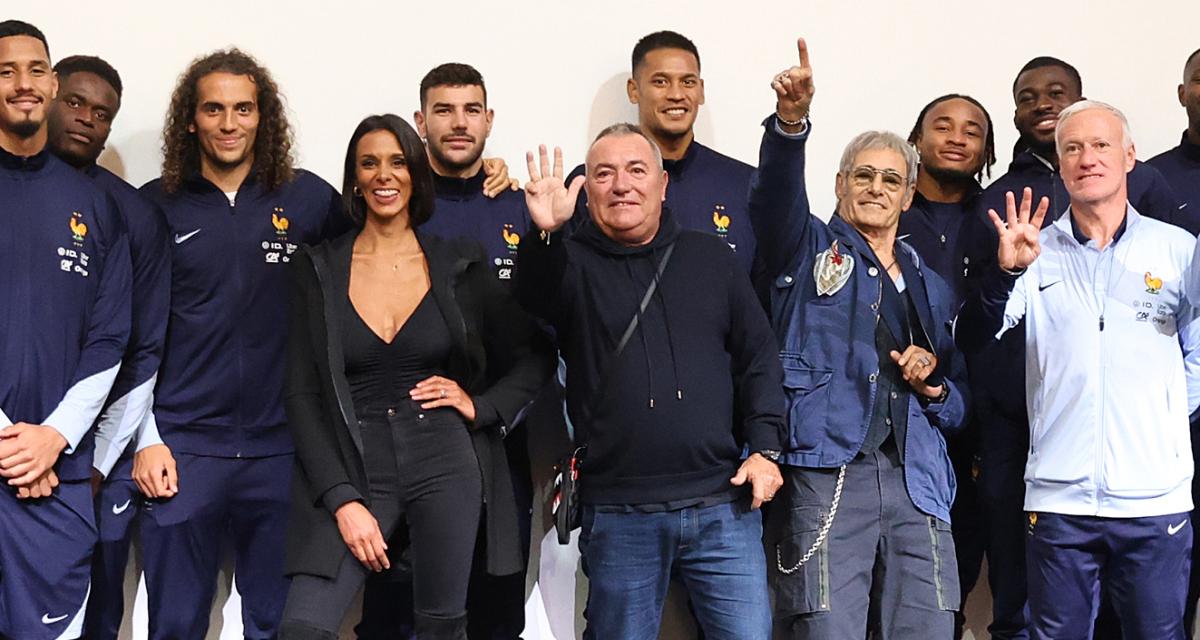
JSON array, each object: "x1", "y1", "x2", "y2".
[{"x1": 782, "y1": 365, "x2": 834, "y2": 453}]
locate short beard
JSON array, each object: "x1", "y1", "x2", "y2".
[
  {"x1": 923, "y1": 162, "x2": 978, "y2": 186},
  {"x1": 9, "y1": 119, "x2": 41, "y2": 139},
  {"x1": 429, "y1": 143, "x2": 482, "y2": 176}
]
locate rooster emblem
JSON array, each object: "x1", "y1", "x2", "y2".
[
  {"x1": 502, "y1": 224, "x2": 521, "y2": 250},
  {"x1": 1144, "y1": 272, "x2": 1163, "y2": 295},
  {"x1": 712, "y1": 205, "x2": 730, "y2": 235},
  {"x1": 271, "y1": 207, "x2": 289, "y2": 236},
  {"x1": 69, "y1": 213, "x2": 88, "y2": 241}
]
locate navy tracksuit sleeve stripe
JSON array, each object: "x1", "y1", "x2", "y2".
[
  {"x1": 93, "y1": 192, "x2": 172, "y2": 475},
  {"x1": 45, "y1": 194, "x2": 133, "y2": 451}
]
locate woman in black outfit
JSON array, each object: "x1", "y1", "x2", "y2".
[{"x1": 279, "y1": 114, "x2": 552, "y2": 639}]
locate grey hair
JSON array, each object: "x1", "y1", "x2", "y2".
[
  {"x1": 837, "y1": 130, "x2": 919, "y2": 186},
  {"x1": 590, "y1": 122, "x2": 664, "y2": 169},
  {"x1": 1054, "y1": 99, "x2": 1133, "y2": 151}
]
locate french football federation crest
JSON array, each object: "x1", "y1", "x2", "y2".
[
  {"x1": 1144, "y1": 272, "x2": 1163, "y2": 295},
  {"x1": 813, "y1": 240, "x2": 853, "y2": 296}
]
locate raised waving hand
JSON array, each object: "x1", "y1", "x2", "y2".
[
  {"x1": 989, "y1": 187, "x2": 1050, "y2": 271},
  {"x1": 524, "y1": 145, "x2": 584, "y2": 233}
]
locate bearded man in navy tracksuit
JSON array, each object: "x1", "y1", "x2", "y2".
[
  {"x1": 0, "y1": 21, "x2": 132, "y2": 640},
  {"x1": 133, "y1": 49, "x2": 346, "y2": 640},
  {"x1": 44, "y1": 54, "x2": 172, "y2": 640}
]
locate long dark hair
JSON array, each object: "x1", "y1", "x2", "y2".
[
  {"x1": 907, "y1": 93, "x2": 997, "y2": 181},
  {"x1": 160, "y1": 48, "x2": 294, "y2": 194},
  {"x1": 341, "y1": 114, "x2": 435, "y2": 227}
]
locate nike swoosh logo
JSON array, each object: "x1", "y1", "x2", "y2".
[
  {"x1": 42, "y1": 613, "x2": 69, "y2": 624},
  {"x1": 1169, "y1": 519, "x2": 1188, "y2": 535},
  {"x1": 1038, "y1": 281, "x2": 1062, "y2": 292},
  {"x1": 174, "y1": 229, "x2": 201, "y2": 244},
  {"x1": 112, "y1": 499, "x2": 132, "y2": 515}
]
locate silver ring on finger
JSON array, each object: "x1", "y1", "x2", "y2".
[
  {"x1": 440, "y1": 388, "x2": 447, "y2": 399},
  {"x1": 919, "y1": 357, "x2": 931, "y2": 367}
]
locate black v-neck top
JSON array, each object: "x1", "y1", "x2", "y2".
[{"x1": 342, "y1": 291, "x2": 452, "y2": 413}]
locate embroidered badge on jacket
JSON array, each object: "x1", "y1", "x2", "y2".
[{"x1": 814, "y1": 239, "x2": 854, "y2": 296}]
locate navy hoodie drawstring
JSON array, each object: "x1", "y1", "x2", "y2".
[
  {"x1": 650, "y1": 254, "x2": 683, "y2": 402},
  {"x1": 624, "y1": 258, "x2": 657, "y2": 408}
]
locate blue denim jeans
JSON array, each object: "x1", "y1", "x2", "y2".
[{"x1": 578, "y1": 498, "x2": 771, "y2": 640}]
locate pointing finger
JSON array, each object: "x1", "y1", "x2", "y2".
[{"x1": 797, "y1": 37, "x2": 810, "y2": 69}]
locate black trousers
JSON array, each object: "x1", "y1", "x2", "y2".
[{"x1": 282, "y1": 404, "x2": 483, "y2": 632}]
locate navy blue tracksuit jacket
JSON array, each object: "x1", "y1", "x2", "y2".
[
  {"x1": 0, "y1": 148, "x2": 131, "y2": 481},
  {"x1": 140, "y1": 171, "x2": 345, "y2": 457},
  {"x1": 1149, "y1": 132, "x2": 1200, "y2": 219}
]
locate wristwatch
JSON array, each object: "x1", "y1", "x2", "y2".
[{"x1": 755, "y1": 449, "x2": 782, "y2": 462}]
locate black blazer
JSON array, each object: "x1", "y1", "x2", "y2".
[{"x1": 284, "y1": 228, "x2": 553, "y2": 579}]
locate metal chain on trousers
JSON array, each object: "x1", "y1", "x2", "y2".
[{"x1": 777, "y1": 464, "x2": 847, "y2": 574}]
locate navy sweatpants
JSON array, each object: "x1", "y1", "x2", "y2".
[
  {"x1": 139, "y1": 453, "x2": 292, "y2": 640},
  {"x1": 975, "y1": 410, "x2": 1032, "y2": 639},
  {"x1": 0, "y1": 480, "x2": 95, "y2": 640},
  {"x1": 1026, "y1": 511, "x2": 1192, "y2": 640},
  {"x1": 83, "y1": 455, "x2": 142, "y2": 640}
]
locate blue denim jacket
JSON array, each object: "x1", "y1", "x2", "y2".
[{"x1": 748, "y1": 118, "x2": 969, "y2": 522}]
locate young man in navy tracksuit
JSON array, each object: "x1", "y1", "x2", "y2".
[
  {"x1": 133, "y1": 49, "x2": 346, "y2": 640},
  {"x1": 1149, "y1": 46, "x2": 1200, "y2": 238},
  {"x1": 964, "y1": 56, "x2": 1192, "y2": 640},
  {"x1": 45, "y1": 54, "x2": 172, "y2": 640},
  {"x1": 0, "y1": 22, "x2": 132, "y2": 640},
  {"x1": 1149, "y1": 46, "x2": 1200, "y2": 636},
  {"x1": 355, "y1": 63, "x2": 536, "y2": 640},
  {"x1": 896, "y1": 93, "x2": 996, "y2": 637},
  {"x1": 567, "y1": 31, "x2": 758, "y2": 277}
]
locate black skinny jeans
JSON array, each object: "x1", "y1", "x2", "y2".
[{"x1": 282, "y1": 402, "x2": 483, "y2": 631}]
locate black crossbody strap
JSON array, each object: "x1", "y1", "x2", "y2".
[{"x1": 615, "y1": 242, "x2": 676, "y2": 355}]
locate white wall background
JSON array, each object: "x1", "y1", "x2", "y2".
[{"x1": 15, "y1": 1, "x2": 1200, "y2": 638}]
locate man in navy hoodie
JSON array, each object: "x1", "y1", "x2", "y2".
[
  {"x1": 963, "y1": 56, "x2": 1192, "y2": 640},
  {"x1": 517, "y1": 127, "x2": 785, "y2": 639},
  {"x1": 0, "y1": 21, "x2": 131, "y2": 640},
  {"x1": 567, "y1": 31, "x2": 758, "y2": 276},
  {"x1": 1148, "y1": 46, "x2": 1200, "y2": 636},
  {"x1": 134, "y1": 49, "x2": 346, "y2": 640},
  {"x1": 897, "y1": 93, "x2": 996, "y2": 637},
  {"x1": 45, "y1": 54, "x2": 172, "y2": 640}
]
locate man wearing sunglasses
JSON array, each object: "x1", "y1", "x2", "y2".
[{"x1": 751, "y1": 38, "x2": 969, "y2": 638}]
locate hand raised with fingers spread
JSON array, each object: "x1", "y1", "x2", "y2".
[
  {"x1": 524, "y1": 144, "x2": 584, "y2": 233},
  {"x1": 989, "y1": 187, "x2": 1050, "y2": 271},
  {"x1": 772, "y1": 37, "x2": 815, "y2": 125}
]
